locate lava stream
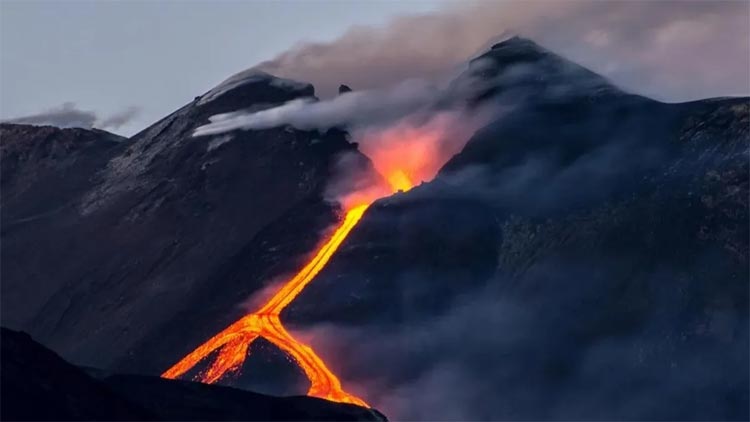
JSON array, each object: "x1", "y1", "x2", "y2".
[{"x1": 162, "y1": 204, "x2": 370, "y2": 406}]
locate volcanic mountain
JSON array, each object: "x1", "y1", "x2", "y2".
[
  {"x1": 1, "y1": 37, "x2": 748, "y2": 420},
  {"x1": 2, "y1": 70, "x2": 377, "y2": 380}
]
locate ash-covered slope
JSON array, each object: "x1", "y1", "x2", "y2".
[
  {"x1": 1, "y1": 327, "x2": 383, "y2": 421},
  {"x1": 1, "y1": 123, "x2": 130, "y2": 337},
  {"x1": 1, "y1": 123, "x2": 127, "y2": 226},
  {"x1": 0, "y1": 70, "x2": 377, "y2": 386},
  {"x1": 285, "y1": 37, "x2": 749, "y2": 420}
]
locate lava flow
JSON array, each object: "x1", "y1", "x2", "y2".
[
  {"x1": 162, "y1": 204, "x2": 371, "y2": 406},
  {"x1": 161, "y1": 117, "x2": 455, "y2": 407}
]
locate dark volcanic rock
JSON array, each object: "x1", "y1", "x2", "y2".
[
  {"x1": 0, "y1": 327, "x2": 384, "y2": 421},
  {"x1": 1, "y1": 327, "x2": 151, "y2": 421},
  {"x1": 104, "y1": 375, "x2": 385, "y2": 421},
  {"x1": 0, "y1": 123, "x2": 127, "y2": 225},
  {"x1": 461, "y1": 36, "x2": 621, "y2": 105},
  {"x1": 0, "y1": 70, "x2": 379, "y2": 390},
  {"x1": 285, "y1": 39, "x2": 749, "y2": 420},
  {"x1": 338, "y1": 84, "x2": 353, "y2": 95}
]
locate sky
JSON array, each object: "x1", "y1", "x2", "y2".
[
  {"x1": 0, "y1": 0, "x2": 446, "y2": 135},
  {"x1": 1, "y1": 0, "x2": 748, "y2": 136}
]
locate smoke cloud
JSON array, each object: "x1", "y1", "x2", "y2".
[
  {"x1": 256, "y1": 0, "x2": 749, "y2": 101},
  {"x1": 192, "y1": 77, "x2": 482, "y2": 137},
  {"x1": 192, "y1": 69, "x2": 498, "y2": 209},
  {"x1": 4, "y1": 102, "x2": 141, "y2": 131}
]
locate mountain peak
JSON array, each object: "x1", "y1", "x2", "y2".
[
  {"x1": 489, "y1": 35, "x2": 542, "y2": 51},
  {"x1": 197, "y1": 69, "x2": 314, "y2": 110},
  {"x1": 464, "y1": 35, "x2": 619, "y2": 103}
]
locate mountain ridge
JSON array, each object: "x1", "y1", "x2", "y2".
[{"x1": 1, "y1": 327, "x2": 383, "y2": 421}]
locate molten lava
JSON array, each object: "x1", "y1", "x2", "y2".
[
  {"x1": 163, "y1": 117, "x2": 458, "y2": 406},
  {"x1": 162, "y1": 204, "x2": 370, "y2": 406}
]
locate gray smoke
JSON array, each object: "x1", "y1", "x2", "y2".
[
  {"x1": 256, "y1": 0, "x2": 749, "y2": 101},
  {"x1": 193, "y1": 79, "x2": 442, "y2": 136}
]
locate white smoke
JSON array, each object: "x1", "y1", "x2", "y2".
[{"x1": 193, "y1": 78, "x2": 457, "y2": 137}]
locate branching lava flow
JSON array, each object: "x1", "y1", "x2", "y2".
[
  {"x1": 161, "y1": 130, "x2": 438, "y2": 406},
  {"x1": 162, "y1": 204, "x2": 372, "y2": 406}
]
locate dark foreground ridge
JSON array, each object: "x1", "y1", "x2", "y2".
[{"x1": 0, "y1": 327, "x2": 385, "y2": 421}]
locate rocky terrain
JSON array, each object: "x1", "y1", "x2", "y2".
[
  {"x1": 1, "y1": 37, "x2": 747, "y2": 420},
  {"x1": 1, "y1": 71, "x2": 378, "y2": 387},
  {"x1": 1, "y1": 327, "x2": 383, "y2": 421},
  {"x1": 285, "y1": 38, "x2": 749, "y2": 419}
]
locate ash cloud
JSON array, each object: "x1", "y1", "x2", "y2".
[
  {"x1": 5, "y1": 102, "x2": 140, "y2": 131},
  {"x1": 256, "y1": 0, "x2": 749, "y2": 101}
]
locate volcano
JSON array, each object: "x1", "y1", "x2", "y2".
[{"x1": 1, "y1": 37, "x2": 748, "y2": 421}]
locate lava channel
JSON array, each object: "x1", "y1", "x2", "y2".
[{"x1": 162, "y1": 204, "x2": 371, "y2": 406}]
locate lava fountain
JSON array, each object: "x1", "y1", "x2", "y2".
[{"x1": 163, "y1": 115, "x2": 461, "y2": 406}]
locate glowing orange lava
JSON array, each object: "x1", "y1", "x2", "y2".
[
  {"x1": 386, "y1": 169, "x2": 413, "y2": 192},
  {"x1": 162, "y1": 118, "x2": 461, "y2": 406},
  {"x1": 163, "y1": 204, "x2": 370, "y2": 406}
]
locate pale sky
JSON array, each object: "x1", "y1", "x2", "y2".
[
  {"x1": 1, "y1": 1, "x2": 747, "y2": 136},
  {"x1": 0, "y1": 0, "x2": 445, "y2": 135}
]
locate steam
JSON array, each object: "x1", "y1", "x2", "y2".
[
  {"x1": 192, "y1": 78, "x2": 470, "y2": 137},
  {"x1": 193, "y1": 66, "x2": 497, "y2": 210},
  {"x1": 257, "y1": 0, "x2": 749, "y2": 101},
  {"x1": 4, "y1": 102, "x2": 141, "y2": 131}
]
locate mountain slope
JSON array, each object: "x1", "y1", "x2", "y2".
[
  {"x1": 1, "y1": 123, "x2": 126, "y2": 227},
  {"x1": 283, "y1": 38, "x2": 749, "y2": 420},
  {"x1": 0, "y1": 72, "x2": 378, "y2": 391},
  {"x1": 1, "y1": 123, "x2": 129, "y2": 333},
  {"x1": 0, "y1": 327, "x2": 383, "y2": 421}
]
